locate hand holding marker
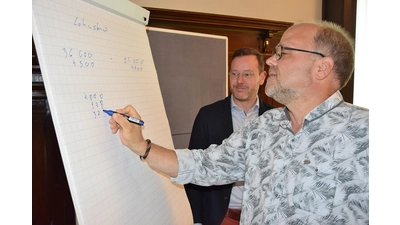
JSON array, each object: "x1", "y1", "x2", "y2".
[{"x1": 103, "y1": 109, "x2": 144, "y2": 126}]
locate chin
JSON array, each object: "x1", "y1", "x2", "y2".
[
  {"x1": 264, "y1": 86, "x2": 273, "y2": 97},
  {"x1": 232, "y1": 94, "x2": 249, "y2": 101}
]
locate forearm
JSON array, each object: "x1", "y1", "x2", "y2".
[
  {"x1": 109, "y1": 105, "x2": 179, "y2": 177},
  {"x1": 136, "y1": 141, "x2": 179, "y2": 178}
]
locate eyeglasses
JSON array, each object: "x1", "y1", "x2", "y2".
[
  {"x1": 228, "y1": 71, "x2": 255, "y2": 79},
  {"x1": 273, "y1": 45, "x2": 325, "y2": 60}
]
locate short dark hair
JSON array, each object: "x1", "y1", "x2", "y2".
[{"x1": 232, "y1": 47, "x2": 265, "y2": 73}]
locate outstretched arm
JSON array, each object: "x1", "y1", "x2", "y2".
[{"x1": 109, "y1": 105, "x2": 179, "y2": 177}]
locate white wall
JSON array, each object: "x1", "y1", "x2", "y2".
[
  {"x1": 130, "y1": 0, "x2": 322, "y2": 23},
  {"x1": 355, "y1": 1, "x2": 399, "y2": 224}
]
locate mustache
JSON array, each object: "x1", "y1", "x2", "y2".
[
  {"x1": 268, "y1": 70, "x2": 276, "y2": 76},
  {"x1": 233, "y1": 84, "x2": 247, "y2": 88}
]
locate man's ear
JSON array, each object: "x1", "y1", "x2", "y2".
[
  {"x1": 316, "y1": 57, "x2": 334, "y2": 80},
  {"x1": 259, "y1": 71, "x2": 267, "y2": 85}
]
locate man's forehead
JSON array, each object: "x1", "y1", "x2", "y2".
[{"x1": 280, "y1": 24, "x2": 317, "y2": 47}]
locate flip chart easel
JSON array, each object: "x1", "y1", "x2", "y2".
[{"x1": 32, "y1": 0, "x2": 193, "y2": 224}]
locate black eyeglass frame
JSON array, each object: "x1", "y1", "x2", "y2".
[{"x1": 273, "y1": 45, "x2": 325, "y2": 60}]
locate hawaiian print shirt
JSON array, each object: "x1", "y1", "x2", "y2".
[{"x1": 172, "y1": 91, "x2": 369, "y2": 224}]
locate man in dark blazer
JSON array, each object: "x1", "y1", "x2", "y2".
[{"x1": 185, "y1": 48, "x2": 274, "y2": 225}]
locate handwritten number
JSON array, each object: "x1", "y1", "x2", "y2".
[{"x1": 87, "y1": 93, "x2": 104, "y2": 120}]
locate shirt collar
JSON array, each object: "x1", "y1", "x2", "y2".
[
  {"x1": 305, "y1": 91, "x2": 344, "y2": 122},
  {"x1": 283, "y1": 91, "x2": 344, "y2": 126},
  {"x1": 230, "y1": 95, "x2": 260, "y2": 112}
]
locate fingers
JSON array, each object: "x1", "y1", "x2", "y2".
[
  {"x1": 110, "y1": 121, "x2": 120, "y2": 134},
  {"x1": 109, "y1": 114, "x2": 119, "y2": 134},
  {"x1": 112, "y1": 112, "x2": 128, "y2": 127},
  {"x1": 109, "y1": 105, "x2": 138, "y2": 131},
  {"x1": 107, "y1": 105, "x2": 145, "y2": 153},
  {"x1": 111, "y1": 105, "x2": 142, "y2": 137},
  {"x1": 115, "y1": 105, "x2": 142, "y2": 119}
]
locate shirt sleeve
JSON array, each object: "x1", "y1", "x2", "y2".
[
  {"x1": 170, "y1": 149, "x2": 197, "y2": 184},
  {"x1": 170, "y1": 124, "x2": 251, "y2": 186}
]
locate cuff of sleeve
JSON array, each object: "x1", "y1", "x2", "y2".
[{"x1": 170, "y1": 149, "x2": 196, "y2": 184}]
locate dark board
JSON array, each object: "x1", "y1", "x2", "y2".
[{"x1": 148, "y1": 27, "x2": 227, "y2": 148}]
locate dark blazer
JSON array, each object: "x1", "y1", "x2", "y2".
[{"x1": 185, "y1": 95, "x2": 274, "y2": 225}]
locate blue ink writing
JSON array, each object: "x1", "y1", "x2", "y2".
[
  {"x1": 74, "y1": 17, "x2": 108, "y2": 32},
  {"x1": 62, "y1": 47, "x2": 95, "y2": 68},
  {"x1": 124, "y1": 57, "x2": 144, "y2": 71},
  {"x1": 84, "y1": 92, "x2": 104, "y2": 119}
]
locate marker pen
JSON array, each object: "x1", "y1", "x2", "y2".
[{"x1": 103, "y1": 109, "x2": 144, "y2": 126}]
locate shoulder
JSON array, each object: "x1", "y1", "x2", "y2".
[
  {"x1": 336, "y1": 102, "x2": 369, "y2": 120},
  {"x1": 259, "y1": 107, "x2": 286, "y2": 120},
  {"x1": 335, "y1": 102, "x2": 369, "y2": 127},
  {"x1": 252, "y1": 107, "x2": 286, "y2": 128},
  {"x1": 198, "y1": 96, "x2": 231, "y2": 113}
]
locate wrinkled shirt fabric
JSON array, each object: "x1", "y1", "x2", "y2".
[{"x1": 172, "y1": 91, "x2": 369, "y2": 224}]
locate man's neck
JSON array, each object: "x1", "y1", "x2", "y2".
[
  {"x1": 286, "y1": 90, "x2": 336, "y2": 134},
  {"x1": 232, "y1": 96, "x2": 258, "y2": 114}
]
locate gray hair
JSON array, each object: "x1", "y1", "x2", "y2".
[{"x1": 296, "y1": 21, "x2": 355, "y2": 89}]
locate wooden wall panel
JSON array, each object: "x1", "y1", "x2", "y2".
[
  {"x1": 32, "y1": 40, "x2": 76, "y2": 225},
  {"x1": 322, "y1": 0, "x2": 357, "y2": 103}
]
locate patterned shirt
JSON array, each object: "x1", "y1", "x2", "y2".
[{"x1": 172, "y1": 91, "x2": 369, "y2": 224}]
